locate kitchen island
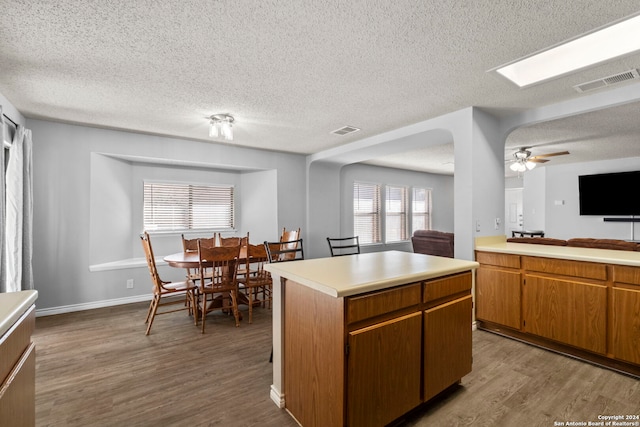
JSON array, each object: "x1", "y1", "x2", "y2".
[{"x1": 264, "y1": 250, "x2": 478, "y2": 427}]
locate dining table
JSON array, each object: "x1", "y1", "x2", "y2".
[{"x1": 163, "y1": 246, "x2": 253, "y2": 315}]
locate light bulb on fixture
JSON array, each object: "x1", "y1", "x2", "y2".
[
  {"x1": 525, "y1": 161, "x2": 536, "y2": 170},
  {"x1": 208, "y1": 114, "x2": 234, "y2": 141}
]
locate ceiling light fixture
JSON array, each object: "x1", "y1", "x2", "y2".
[
  {"x1": 509, "y1": 149, "x2": 536, "y2": 172},
  {"x1": 494, "y1": 13, "x2": 640, "y2": 87},
  {"x1": 209, "y1": 114, "x2": 234, "y2": 140}
]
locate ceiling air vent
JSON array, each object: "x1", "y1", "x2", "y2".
[
  {"x1": 331, "y1": 125, "x2": 361, "y2": 136},
  {"x1": 574, "y1": 69, "x2": 640, "y2": 93}
]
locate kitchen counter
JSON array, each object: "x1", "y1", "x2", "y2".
[
  {"x1": 264, "y1": 250, "x2": 479, "y2": 297},
  {"x1": 0, "y1": 290, "x2": 38, "y2": 337},
  {"x1": 475, "y1": 235, "x2": 640, "y2": 266},
  {"x1": 0, "y1": 290, "x2": 38, "y2": 426}
]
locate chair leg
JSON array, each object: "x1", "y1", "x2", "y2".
[
  {"x1": 144, "y1": 297, "x2": 155, "y2": 324},
  {"x1": 201, "y1": 293, "x2": 208, "y2": 334},
  {"x1": 145, "y1": 295, "x2": 160, "y2": 335},
  {"x1": 231, "y1": 290, "x2": 240, "y2": 327}
]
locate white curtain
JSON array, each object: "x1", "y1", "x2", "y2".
[
  {"x1": 4, "y1": 124, "x2": 34, "y2": 292},
  {"x1": 0, "y1": 107, "x2": 5, "y2": 292}
]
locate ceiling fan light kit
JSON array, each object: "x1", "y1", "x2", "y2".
[{"x1": 509, "y1": 148, "x2": 570, "y2": 172}]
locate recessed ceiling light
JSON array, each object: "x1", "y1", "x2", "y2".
[{"x1": 492, "y1": 13, "x2": 640, "y2": 88}]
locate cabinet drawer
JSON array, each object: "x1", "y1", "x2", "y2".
[
  {"x1": 476, "y1": 252, "x2": 520, "y2": 269},
  {"x1": 347, "y1": 283, "x2": 421, "y2": 324},
  {"x1": 522, "y1": 257, "x2": 607, "y2": 281},
  {"x1": 0, "y1": 306, "x2": 35, "y2": 387},
  {"x1": 423, "y1": 272, "x2": 471, "y2": 304},
  {"x1": 613, "y1": 265, "x2": 640, "y2": 286}
]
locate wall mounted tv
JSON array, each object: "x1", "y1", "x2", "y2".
[{"x1": 579, "y1": 170, "x2": 640, "y2": 216}]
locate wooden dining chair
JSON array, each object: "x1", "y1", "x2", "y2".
[
  {"x1": 279, "y1": 228, "x2": 300, "y2": 259},
  {"x1": 180, "y1": 234, "x2": 215, "y2": 282},
  {"x1": 327, "y1": 236, "x2": 360, "y2": 256},
  {"x1": 265, "y1": 238, "x2": 304, "y2": 263},
  {"x1": 141, "y1": 232, "x2": 198, "y2": 335},
  {"x1": 264, "y1": 237, "x2": 304, "y2": 362},
  {"x1": 196, "y1": 242, "x2": 242, "y2": 333},
  {"x1": 237, "y1": 243, "x2": 272, "y2": 323}
]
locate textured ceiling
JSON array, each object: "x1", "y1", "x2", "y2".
[{"x1": 1, "y1": 1, "x2": 640, "y2": 175}]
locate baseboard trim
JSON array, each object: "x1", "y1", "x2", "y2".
[
  {"x1": 270, "y1": 384, "x2": 285, "y2": 409},
  {"x1": 35, "y1": 294, "x2": 152, "y2": 317}
]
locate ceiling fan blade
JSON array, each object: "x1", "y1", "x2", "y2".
[
  {"x1": 529, "y1": 158, "x2": 549, "y2": 163},
  {"x1": 531, "y1": 150, "x2": 570, "y2": 159}
]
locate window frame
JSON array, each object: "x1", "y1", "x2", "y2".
[
  {"x1": 143, "y1": 180, "x2": 235, "y2": 233},
  {"x1": 353, "y1": 181, "x2": 382, "y2": 245},
  {"x1": 411, "y1": 187, "x2": 432, "y2": 233},
  {"x1": 385, "y1": 185, "x2": 409, "y2": 243}
]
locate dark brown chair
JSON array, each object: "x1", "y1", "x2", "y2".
[
  {"x1": 411, "y1": 230, "x2": 454, "y2": 258},
  {"x1": 327, "y1": 236, "x2": 360, "y2": 256},
  {"x1": 265, "y1": 238, "x2": 304, "y2": 263},
  {"x1": 140, "y1": 232, "x2": 198, "y2": 335},
  {"x1": 196, "y1": 242, "x2": 242, "y2": 333}
]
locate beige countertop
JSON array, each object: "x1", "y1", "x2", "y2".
[
  {"x1": 475, "y1": 235, "x2": 640, "y2": 267},
  {"x1": 264, "y1": 250, "x2": 479, "y2": 297},
  {"x1": 0, "y1": 290, "x2": 38, "y2": 337}
]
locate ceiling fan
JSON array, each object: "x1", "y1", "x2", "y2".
[{"x1": 509, "y1": 147, "x2": 570, "y2": 172}]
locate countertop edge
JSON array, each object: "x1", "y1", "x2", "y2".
[
  {"x1": 266, "y1": 256, "x2": 478, "y2": 298},
  {"x1": 475, "y1": 242, "x2": 640, "y2": 267},
  {"x1": 0, "y1": 290, "x2": 38, "y2": 338}
]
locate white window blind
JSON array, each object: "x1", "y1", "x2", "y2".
[
  {"x1": 143, "y1": 182, "x2": 234, "y2": 232},
  {"x1": 354, "y1": 182, "x2": 381, "y2": 244},
  {"x1": 412, "y1": 187, "x2": 432, "y2": 232},
  {"x1": 385, "y1": 185, "x2": 408, "y2": 242}
]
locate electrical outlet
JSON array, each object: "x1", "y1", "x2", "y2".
[
  {"x1": 495, "y1": 217, "x2": 501, "y2": 230},
  {"x1": 475, "y1": 220, "x2": 481, "y2": 232},
  {"x1": 126, "y1": 279, "x2": 134, "y2": 289}
]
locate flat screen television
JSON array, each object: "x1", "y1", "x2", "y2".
[{"x1": 579, "y1": 170, "x2": 640, "y2": 216}]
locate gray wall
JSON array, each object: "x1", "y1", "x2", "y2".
[
  {"x1": 339, "y1": 163, "x2": 454, "y2": 256},
  {"x1": 524, "y1": 155, "x2": 640, "y2": 241},
  {"x1": 29, "y1": 119, "x2": 306, "y2": 311}
]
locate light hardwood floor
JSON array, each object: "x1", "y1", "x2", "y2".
[{"x1": 34, "y1": 302, "x2": 639, "y2": 427}]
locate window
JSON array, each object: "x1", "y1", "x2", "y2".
[
  {"x1": 412, "y1": 187, "x2": 432, "y2": 232},
  {"x1": 143, "y1": 182, "x2": 234, "y2": 232},
  {"x1": 353, "y1": 182, "x2": 381, "y2": 244},
  {"x1": 385, "y1": 185, "x2": 408, "y2": 242}
]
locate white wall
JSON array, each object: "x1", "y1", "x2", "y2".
[
  {"x1": 523, "y1": 167, "x2": 546, "y2": 232},
  {"x1": 523, "y1": 156, "x2": 640, "y2": 240},
  {"x1": 339, "y1": 163, "x2": 454, "y2": 255},
  {"x1": 29, "y1": 119, "x2": 306, "y2": 310}
]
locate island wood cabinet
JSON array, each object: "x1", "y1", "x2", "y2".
[
  {"x1": 475, "y1": 250, "x2": 640, "y2": 375},
  {"x1": 0, "y1": 304, "x2": 36, "y2": 426},
  {"x1": 284, "y1": 272, "x2": 472, "y2": 427}
]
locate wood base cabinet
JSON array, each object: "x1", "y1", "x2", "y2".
[
  {"x1": 475, "y1": 250, "x2": 640, "y2": 377},
  {"x1": 284, "y1": 272, "x2": 473, "y2": 427},
  {"x1": 0, "y1": 304, "x2": 36, "y2": 427}
]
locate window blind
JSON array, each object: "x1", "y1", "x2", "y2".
[
  {"x1": 143, "y1": 182, "x2": 234, "y2": 231},
  {"x1": 412, "y1": 187, "x2": 432, "y2": 232},
  {"x1": 385, "y1": 185, "x2": 408, "y2": 242},
  {"x1": 353, "y1": 182, "x2": 381, "y2": 244}
]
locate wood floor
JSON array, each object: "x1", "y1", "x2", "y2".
[{"x1": 34, "y1": 302, "x2": 639, "y2": 427}]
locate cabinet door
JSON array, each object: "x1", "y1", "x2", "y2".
[
  {"x1": 611, "y1": 286, "x2": 640, "y2": 365},
  {"x1": 424, "y1": 295, "x2": 472, "y2": 401},
  {"x1": 523, "y1": 275, "x2": 607, "y2": 354},
  {"x1": 476, "y1": 267, "x2": 521, "y2": 329},
  {"x1": 347, "y1": 312, "x2": 422, "y2": 427}
]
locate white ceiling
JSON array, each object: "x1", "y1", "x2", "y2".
[{"x1": 1, "y1": 1, "x2": 640, "y2": 175}]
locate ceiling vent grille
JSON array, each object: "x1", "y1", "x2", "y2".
[
  {"x1": 331, "y1": 125, "x2": 361, "y2": 136},
  {"x1": 574, "y1": 69, "x2": 640, "y2": 93}
]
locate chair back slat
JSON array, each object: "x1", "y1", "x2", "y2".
[
  {"x1": 327, "y1": 236, "x2": 360, "y2": 257},
  {"x1": 264, "y1": 238, "x2": 304, "y2": 263}
]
